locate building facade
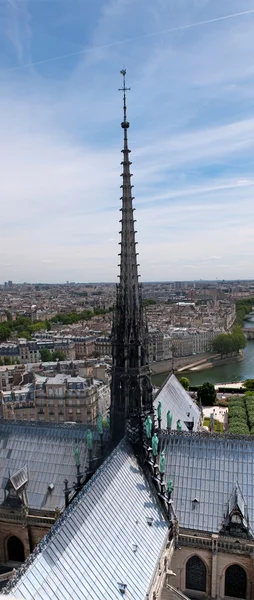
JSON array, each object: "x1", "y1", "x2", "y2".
[{"x1": 0, "y1": 374, "x2": 103, "y2": 424}]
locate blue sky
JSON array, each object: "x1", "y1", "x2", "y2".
[{"x1": 1, "y1": 0, "x2": 254, "y2": 283}]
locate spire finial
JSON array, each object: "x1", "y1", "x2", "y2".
[{"x1": 119, "y1": 69, "x2": 130, "y2": 127}]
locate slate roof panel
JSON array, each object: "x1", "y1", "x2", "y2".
[
  {"x1": 9, "y1": 441, "x2": 168, "y2": 600},
  {"x1": 0, "y1": 421, "x2": 109, "y2": 510},
  {"x1": 154, "y1": 373, "x2": 200, "y2": 431},
  {"x1": 162, "y1": 432, "x2": 254, "y2": 533}
]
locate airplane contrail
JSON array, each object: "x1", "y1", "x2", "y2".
[{"x1": 7, "y1": 8, "x2": 254, "y2": 71}]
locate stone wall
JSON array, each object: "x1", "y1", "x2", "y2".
[
  {"x1": 150, "y1": 353, "x2": 217, "y2": 375},
  {"x1": 0, "y1": 522, "x2": 51, "y2": 564},
  {"x1": 168, "y1": 544, "x2": 254, "y2": 600},
  {"x1": 0, "y1": 523, "x2": 31, "y2": 563}
]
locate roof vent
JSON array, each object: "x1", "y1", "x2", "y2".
[
  {"x1": 132, "y1": 543, "x2": 138, "y2": 553},
  {"x1": 146, "y1": 517, "x2": 154, "y2": 526},
  {"x1": 118, "y1": 583, "x2": 127, "y2": 595},
  {"x1": 192, "y1": 497, "x2": 199, "y2": 503},
  {"x1": 48, "y1": 483, "x2": 54, "y2": 492}
]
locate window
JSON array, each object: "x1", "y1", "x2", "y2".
[
  {"x1": 7, "y1": 537, "x2": 25, "y2": 562},
  {"x1": 68, "y1": 399, "x2": 72, "y2": 406},
  {"x1": 77, "y1": 409, "x2": 81, "y2": 414},
  {"x1": 68, "y1": 408, "x2": 73, "y2": 414},
  {"x1": 225, "y1": 565, "x2": 247, "y2": 599},
  {"x1": 186, "y1": 556, "x2": 206, "y2": 593},
  {"x1": 76, "y1": 399, "x2": 80, "y2": 405},
  {"x1": 58, "y1": 399, "x2": 63, "y2": 406}
]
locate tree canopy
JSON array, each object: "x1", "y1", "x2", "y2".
[
  {"x1": 0, "y1": 307, "x2": 109, "y2": 343},
  {"x1": 212, "y1": 327, "x2": 246, "y2": 355},
  {"x1": 40, "y1": 348, "x2": 66, "y2": 362},
  {"x1": 235, "y1": 298, "x2": 254, "y2": 326},
  {"x1": 244, "y1": 379, "x2": 254, "y2": 391},
  {"x1": 179, "y1": 376, "x2": 190, "y2": 391},
  {"x1": 197, "y1": 382, "x2": 216, "y2": 406}
]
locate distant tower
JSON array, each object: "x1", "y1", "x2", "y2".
[{"x1": 110, "y1": 70, "x2": 153, "y2": 443}]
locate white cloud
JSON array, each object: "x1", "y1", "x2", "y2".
[{"x1": 1, "y1": 0, "x2": 254, "y2": 281}]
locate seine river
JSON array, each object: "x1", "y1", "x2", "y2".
[{"x1": 152, "y1": 316, "x2": 254, "y2": 387}]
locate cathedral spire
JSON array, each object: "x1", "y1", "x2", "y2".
[
  {"x1": 110, "y1": 70, "x2": 153, "y2": 444},
  {"x1": 118, "y1": 69, "x2": 139, "y2": 310}
]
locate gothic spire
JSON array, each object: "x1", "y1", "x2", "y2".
[
  {"x1": 110, "y1": 70, "x2": 153, "y2": 444},
  {"x1": 118, "y1": 69, "x2": 140, "y2": 311}
]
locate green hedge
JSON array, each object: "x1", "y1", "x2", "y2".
[
  {"x1": 228, "y1": 395, "x2": 254, "y2": 435},
  {"x1": 228, "y1": 397, "x2": 250, "y2": 434}
]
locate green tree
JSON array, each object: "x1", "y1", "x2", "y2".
[
  {"x1": 18, "y1": 330, "x2": 31, "y2": 340},
  {"x1": 231, "y1": 326, "x2": 246, "y2": 352},
  {"x1": 40, "y1": 348, "x2": 52, "y2": 362},
  {"x1": 0, "y1": 324, "x2": 11, "y2": 341},
  {"x1": 235, "y1": 298, "x2": 254, "y2": 325},
  {"x1": 179, "y1": 376, "x2": 190, "y2": 391},
  {"x1": 4, "y1": 310, "x2": 12, "y2": 321},
  {"x1": 244, "y1": 379, "x2": 254, "y2": 391},
  {"x1": 197, "y1": 382, "x2": 216, "y2": 407},
  {"x1": 143, "y1": 299, "x2": 157, "y2": 306},
  {"x1": 3, "y1": 356, "x2": 11, "y2": 365},
  {"x1": 52, "y1": 350, "x2": 65, "y2": 361},
  {"x1": 212, "y1": 329, "x2": 246, "y2": 355}
]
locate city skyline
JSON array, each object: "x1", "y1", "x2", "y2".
[{"x1": 1, "y1": 0, "x2": 254, "y2": 282}]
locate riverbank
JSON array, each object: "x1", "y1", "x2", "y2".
[
  {"x1": 189, "y1": 352, "x2": 244, "y2": 372},
  {"x1": 151, "y1": 342, "x2": 254, "y2": 389},
  {"x1": 150, "y1": 351, "x2": 219, "y2": 375}
]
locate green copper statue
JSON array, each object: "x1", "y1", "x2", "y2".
[
  {"x1": 152, "y1": 433, "x2": 159, "y2": 457},
  {"x1": 145, "y1": 415, "x2": 153, "y2": 439},
  {"x1": 86, "y1": 429, "x2": 93, "y2": 450},
  {"x1": 157, "y1": 401, "x2": 162, "y2": 421},
  {"x1": 167, "y1": 410, "x2": 172, "y2": 429},
  {"x1": 97, "y1": 413, "x2": 103, "y2": 435},
  {"x1": 73, "y1": 444, "x2": 80, "y2": 467},
  {"x1": 176, "y1": 419, "x2": 182, "y2": 431},
  {"x1": 167, "y1": 478, "x2": 174, "y2": 493},
  {"x1": 159, "y1": 450, "x2": 165, "y2": 474}
]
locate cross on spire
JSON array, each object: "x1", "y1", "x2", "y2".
[{"x1": 119, "y1": 69, "x2": 131, "y2": 127}]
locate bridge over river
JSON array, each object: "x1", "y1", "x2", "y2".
[{"x1": 244, "y1": 328, "x2": 254, "y2": 340}]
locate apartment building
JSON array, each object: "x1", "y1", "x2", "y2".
[
  {"x1": 74, "y1": 336, "x2": 95, "y2": 359},
  {"x1": 148, "y1": 330, "x2": 164, "y2": 362},
  {"x1": 0, "y1": 374, "x2": 103, "y2": 425},
  {"x1": 95, "y1": 337, "x2": 112, "y2": 356},
  {"x1": 0, "y1": 364, "x2": 26, "y2": 391}
]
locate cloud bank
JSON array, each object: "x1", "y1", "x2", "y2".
[{"x1": 0, "y1": 0, "x2": 254, "y2": 282}]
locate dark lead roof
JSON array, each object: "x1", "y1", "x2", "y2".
[
  {"x1": 8, "y1": 441, "x2": 168, "y2": 600},
  {"x1": 0, "y1": 421, "x2": 109, "y2": 511},
  {"x1": 162, "y1": 432, "x2": 254, "y2": 534},
  {"x1": 154, "y1": 373, "x2": 200, "y2": 431}
]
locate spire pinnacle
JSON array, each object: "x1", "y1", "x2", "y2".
[{"x1": 119, "y1": 69, "x2": 130, "y2": 128}]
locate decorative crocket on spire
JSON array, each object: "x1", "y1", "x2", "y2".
[{"x1": 110, "y1": 70, "x2": 153, "y2": 444}]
